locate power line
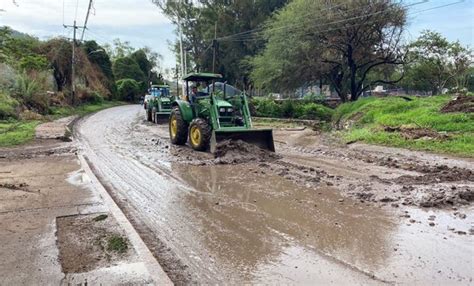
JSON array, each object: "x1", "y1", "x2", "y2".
[
  {"x1": 219, "y1": 0, "x2": 429, "y2": 41},
  {"x1": 215, "y1": 2, "x2": 348, "y2": 41},
  {"x1": 217, "y1": 0, "x2": 461, "y2": 43},
  {"x1": 219, "y1": 0, "x2": 428, "y2": 42}
]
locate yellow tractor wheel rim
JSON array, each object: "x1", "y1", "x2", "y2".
[
  {"x1": 190, "y1": 125, "x2": 201, "y2": 147},
  {"x1": 170, "y1": 115, "x2": 178, "y2": 138}
]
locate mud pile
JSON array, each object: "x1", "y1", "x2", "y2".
[
  {"x1": 441, "y1": 95, "x2": 474, "y2": 113},
  {"x1": 394, "y1": 165, "x2": 474, "y2": 185},
  {"x1": 383, "y1": 126, "x2": 449, "y2": 140},
  {"x1": 419, "y1": 188, "x2": 474, "y2": 208},
  {"x1": 213, "y1": 140, "x2": 281, "y2": 164}
]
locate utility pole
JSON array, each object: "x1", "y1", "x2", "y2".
[
  {"x1": 177, "y1": 0, "x2": 186, "y2": 96},
  {"x1": 212, "y1": 22, "x2": 217, "y2": 73},
  {"x1": 64, "y1": 21, "x2": 84, "y2": 106},
  {"x1": 80, "y1": 0, "x2": 93, "y2": 41},
  {"x1": 176, "y1": 64, "x2": 179, "y2": 98}
]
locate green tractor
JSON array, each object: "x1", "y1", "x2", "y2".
[
  {"x1": 146, "y1": 84, "x2": 173, "y2": 123},
  {"x1": 169, "y1": 73, "x2": 275, "y2": 153}
]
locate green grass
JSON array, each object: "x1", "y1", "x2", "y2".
[
  {"x1": 335, "y1": 95, "x2": 474, "y2": 157},
  {"x1": 50, "y1": 101, "x2": 123, "y2": 119},
  {"x1": 0, "y1": 120, "x2": 41, "y2": 147},
  {"x1": 106, "y1": 235, "x2": 128, "y2": 253},
  {"x1": 0, "y1": 101, "x2": 124, "y2": 147}
]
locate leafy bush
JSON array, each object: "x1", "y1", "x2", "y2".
[
  {"x1": 300, "y1": 103, "x2": 334, "y2": 121},
  {"x1": 18, "y1": 55, "x2": 49, "y2": 71},
  {"x1": 88, "y1": 91, "x2": 104, "y2": 104},
  {"x1": 252, "y1": 97, "x2": 334, "y2": 121},
  {"x1": 76, "y1": 85, "x2": 104, "y2": 104},
  {"x1": 13, "y1": 72, "x2": 50, "y2": 114},
  {"x1": 281, "y1": 100, "x2": 296, "y2": 118},
  {"x1": 303, "y1": 92, "x2": 326, "y2": 103},
  {"x1": 0, "y1": 92, "x2": 19, "y2": 119},
  {"x1": 252, "y1": 97, "x2": 282, "y2": 117},
  {"x1": 116, "y1": 78, "x2": 140, "y2": 102}
]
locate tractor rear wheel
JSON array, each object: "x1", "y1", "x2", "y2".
[
  {"x1": 147, "y1": 109, "x2": 152, "y2": 122},
  {"x1": 169, "y1": 107, "x2": 188, "y2": 145},
  {"x1": 188, "y1": 118, "x2": 211, "y2": 151}
]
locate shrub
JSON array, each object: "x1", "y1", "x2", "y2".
[
  {"x1": 303, "y1": 92, "x2": 326, "y2": 103},
  {"x1": 281, "y1": 100, "x2": 296, "y2": 118},
  {"x1": 76, "y1": 85, "x2": 104, "y2": 104},
  {"x1": 88, "y1": 91, "x2": 104, "y2": 104},
  {"x1": 18, "y1": 55, "x2": 49, "y2": 71},
  {"x1": 251, "y1": 97, "x2": 282, "y2": 117},
  {"x1": 300, "y1": 103, "x2": 334, "y2": 121},
  {"x1": 0, "y1": 92, "x2": 19, "y2": 119},
  {"x1": 116, "y1": 78, "x2": 140, "y2": 102},
  {"x1": 13, "y1": 72, "x2": 50, "y2": 114}
]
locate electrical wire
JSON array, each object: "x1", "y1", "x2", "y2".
[
  {"x1": 218, "y1": 0, "x2": 429, "y2": 43},
  {"x1": 217, "y1": 0, "x2": 463, "y2": 43}
]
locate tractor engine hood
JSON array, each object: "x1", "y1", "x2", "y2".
[{"x1": 214, "y1": 99, "x2": 232, "y2": 108}]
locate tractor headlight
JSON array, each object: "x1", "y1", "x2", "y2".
[
  {"x1": 227, "y1": 108, "x2": 233, "y2": 113},
  {"x1": 219, "y1": 107, "x2": 226, "y2": 113}
]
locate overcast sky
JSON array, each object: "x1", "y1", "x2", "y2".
[{"x1": 1, "y1": 0, "x2": 473, "y2": 73}]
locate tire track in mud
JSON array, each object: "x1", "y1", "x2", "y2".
[
  {"x1": 77, "y1": 110, "x2": 226, "y2": 283},
  {"x1": 75, "y1": 105, "x2": 474, "y2": 285}
]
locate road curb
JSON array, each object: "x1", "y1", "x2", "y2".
[{"x1": 78, "y1": 154, "x2": 173, "y2": 285}]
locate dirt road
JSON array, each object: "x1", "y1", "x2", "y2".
[{"x1": 76, "y1": 105, "x2": 473, "y2": 285}]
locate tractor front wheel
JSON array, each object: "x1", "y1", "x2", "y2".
[
  {"x1": 169, "y1": 107, "x2": 188, "y2": 145},
  {"x1": 188, "y1": 118, "x2": 211, "y2": 151}
]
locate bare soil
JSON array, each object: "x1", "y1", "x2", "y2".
[
  {"x1": 383, "y1": 125, "x2": 450, "y2": 140},
  {"x1": 441, "y1": 95, "x2": 474, "y2": 113},
  {"x1": 56, "y1": 213, "x2": 134, "y2": 273}
]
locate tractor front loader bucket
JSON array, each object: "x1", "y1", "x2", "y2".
[{"x1": 210, "y1": 128, "x2": 275, "y2": 153}]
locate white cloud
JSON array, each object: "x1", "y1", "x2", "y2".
[{"x1": 0, "y1": 0, "x2": 170, "y2": 28}]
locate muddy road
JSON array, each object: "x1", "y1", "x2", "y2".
[{"x1": 76, "y1": 105, "x2": 473, "y2": 285}]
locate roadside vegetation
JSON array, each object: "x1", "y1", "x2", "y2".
[
  {"x1": 334, "y1": 95, "x2": 474, "y2": 156},
  {"x1": 0, "y1": 101, "x2": 123, "y2": 147},
  {"x1": 0, "y1": 26, "x2": 165, "y2": 147},
  {"x1": 251, "y1": 97, "x2": 334, "y2": 121}
]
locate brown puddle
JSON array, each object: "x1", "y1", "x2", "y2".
[{"x1": 172, "y1": 163, "x2": 396, "y2": 283}]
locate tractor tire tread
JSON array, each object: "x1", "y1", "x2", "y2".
[
  {"x1": 189, "y1": 118, "x2": 212, "y2": 151},
  {"x1": 170, "y1": 106, "x2": 188, "y2": 145}
]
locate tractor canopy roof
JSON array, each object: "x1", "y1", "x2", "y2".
[
  {"x1": 207, "y1": 82, "x2": 242, "y2": 96},
  {"x1": 182, "y1": 72, "x2": 223, "y2": 82},
  {"x1": 151, "y1": 84, "x2": 170, "y2": 88}
]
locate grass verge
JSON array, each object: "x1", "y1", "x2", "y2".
[
  {"x1": 106, "y1": 235, "x2": 128, "y2": 253},
  {"x1": 0, "y1": 101, "x2": 124, "y2": 147},
  {"x1": 335, "y1": 95, "x2": 474, "y2": 157}
]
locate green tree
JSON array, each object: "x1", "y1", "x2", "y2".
[
  {"x1": 404, "y1": 30, "x2": 472, "y2": 94},
  {"x1": 251, "y1": 0, "x2": 407, "y2": 102},
  {"x1": 82, "y1": 40, "x2": 116, "y2": 95},
  {"x1": 113, "y1": 57, "x2": 146, "y2": 83},
  {"x1": 116, "y1": 78, "x2": 140, "y2": 102},
  {"x1": 153, "y1": 0, "x2": 288, "y2": 88},
  {"x1": 103, "y1": 38, "x2": 135, "y2": 60}
]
